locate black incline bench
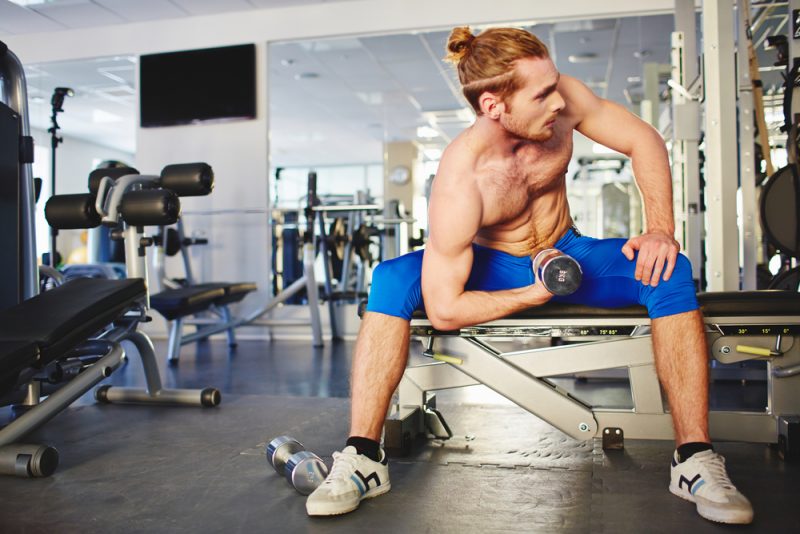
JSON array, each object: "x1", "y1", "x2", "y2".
[{"x1": 0, "y1": 278, "x2": 144, "y2": 477}]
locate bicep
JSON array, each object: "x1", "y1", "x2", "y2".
[{"x1": 421, "y1": 177, "x2": 482, "y2": 303}]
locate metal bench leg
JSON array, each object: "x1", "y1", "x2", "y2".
[
  {"x1": 0, "y1": 341, "x2": 124, "y2": 478},
  {"x1": 221, "y1": 305, "x2": 237, "y2": 347},
  {"x1": 167, "y1": 317, "x2": 183, "y2": 365},
  {"x1": 97, "y1": 330, "x2": 220, "y2": 408},
  {"x1": 303, "y1": 242, "x2": 324, "y2": 347}
]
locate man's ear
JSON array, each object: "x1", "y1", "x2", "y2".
[{"x1": 479, "y1": 92, "x2": 504, "y2": 119}]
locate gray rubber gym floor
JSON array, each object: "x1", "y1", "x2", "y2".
[{"x1": 0, "y1": 339, "x2": 798, "y2": 533}]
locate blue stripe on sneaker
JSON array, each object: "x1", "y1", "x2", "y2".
[
  {"x1": 350, "y1": 474, "x2": 366, "y2": 496},
  {"x1": 691, "y1": 479, "x2": 705, "y2": 495}
]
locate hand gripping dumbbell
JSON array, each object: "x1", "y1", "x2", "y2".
[
  {"x1": 532, "y1": 248, "x2": 582, "y2": 296},
  {"x1": 265, "y1": 436, "x2": 328, "y2": 495}
]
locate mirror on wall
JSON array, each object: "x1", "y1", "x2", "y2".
[
  {"x1": 25, "y1": 55, "x2": 137, "y2": 262},
  {"x1": 267, "y1": 15, "x2": 677, "y2": 235}
]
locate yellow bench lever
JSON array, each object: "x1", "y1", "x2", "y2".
[
  {"x1": 423, "y1": 351, "x2": 463, "y2": 365},
  {"x1": 736, "y1": 345, "x2": 779, "y2": 357}
]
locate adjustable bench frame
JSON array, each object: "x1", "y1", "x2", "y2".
[
  {"x1": 0, "y1": 289, "x2": 219, "y2": 478},
  {"x1": 388, "y1": 300, "x2": 800, "y2": 454}
]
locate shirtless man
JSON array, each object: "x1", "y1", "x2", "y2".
[{"x1": 306, "y1": 26, "x2": 753, "y2": 525}]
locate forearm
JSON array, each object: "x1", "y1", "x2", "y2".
[
  {"x1": 630, "y1": 129, "x2": 675, "y2": 235},
  {"x1": 426, "y1": 285, "x2": 545, "y2": 331}
]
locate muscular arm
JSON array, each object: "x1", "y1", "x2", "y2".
[
  {"x1": 562, "y1": 75, "x2": 674, "y2": 235},
  {"x1": 560, "y1": 75, "x2": 679, "y2": 285},
  {"x1": 421, "y1": 157, "x2": 552, "y2": 331}
]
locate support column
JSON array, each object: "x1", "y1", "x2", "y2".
[
  {"x1": 383, "y1": 141, "x2": 418, "y2": 260},
  {"x1": 673, "y1": 0, "x2": 703, "y2": 286},
  {"x1": 702, "y1": 0, "x2": 740, "y2": 290},
  {"x1": 737, "y1": 0, "x2": 757, "y2": 289}
]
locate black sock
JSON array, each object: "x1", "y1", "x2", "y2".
[
  {"x1": 677, "y1": 442, "x2": 714, "y2": 463},
  {"x1": 346, "y1": 436, "x2": 381, "y2": 461}
]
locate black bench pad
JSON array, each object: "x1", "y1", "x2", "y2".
[
  {"x1": 194, "y1": 282, "x2": 257, "y2": 306},
  {"x1": 0, "y1": 278, "x2": 145, "y2": 365},
  {"x1": 410, "y1": 291, "x2": 800, "y2": 320},
  {"x1": 150, "y1": 286, "x2": 226, "y2": 321}
]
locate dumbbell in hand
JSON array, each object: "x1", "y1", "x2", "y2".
[{"x1": 532, "y1": 248, "x2": 582, "y2": 296}]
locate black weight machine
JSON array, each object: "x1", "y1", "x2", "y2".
[
  {"x1": 761, "y1": 30, "x2": 800, "y2": 290},
  {"x1": 0, "y1": 39, "x2": 220, "y2": 477}
]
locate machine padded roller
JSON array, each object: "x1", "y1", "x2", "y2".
[
  {"x1": 87, "y1": 166, "x2": 139, "y2": 194},
  {"x1": 119, "y1": 189, "x2": 181, "y2": 226},
  {"x1": 760, "y1": 165, "x2": 800, "y2": 257},
  {"x1": 160, "y1": 163, "x2": 214, "y2": 197},
  {"x1": 45, "y1": 193, "x2": 101, "y2": 229}
]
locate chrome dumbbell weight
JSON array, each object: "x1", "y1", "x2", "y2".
[
  {"x1": 284, "y1": 451, "x2": 329, "y2": 495},
  {"x1": 532, "y1": 248, "x2": 583, "y2": 296},
  {"x1": 266, "y1": 435, "x2": 305, "y2": 475}
]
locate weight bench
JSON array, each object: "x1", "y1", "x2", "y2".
[
  {"x1": 0, "y1": 277, "x2": 220, "y2": 477},
  {"x1": 150, "y1": 281, "x2": 258, "y2": 365},
  {"x1": 388, "y1": 291, "x2": 800, "y2": 458}
]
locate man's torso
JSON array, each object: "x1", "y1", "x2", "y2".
[{"x1": 459, "y1": 118, "x2": 576, "y2": 257}]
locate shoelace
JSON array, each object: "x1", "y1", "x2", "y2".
[
  {"x1": 323, "y1": 450, "x2": 359, "y2": 485},
  {"x1": 699, "y1": 452, "x2": 735, "y2": 490}
]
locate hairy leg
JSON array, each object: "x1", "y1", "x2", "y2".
[
  {"x1": 349, "y1": 311, "x2": 410, "y2": 441},
  {"x1": 651, "y1": 309, "x2": 711, "y2": 445}
]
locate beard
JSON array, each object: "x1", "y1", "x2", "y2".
[{"x1": 499, "y1": 112, "x2": 554, "y2": 142}]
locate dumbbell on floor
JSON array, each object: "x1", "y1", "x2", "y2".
[
  {"x1": 265, "y1": 436, "x2": 328, "y2": 495},
  {"x1": 285, "y1": 451, "x2": 329, "y2": 495},
  {"x1": 532, "y1": 248, "x2": 582, "y2": 296},
  {"x1": 266, "y1": 435, "x2": 304, "y2": 474}
]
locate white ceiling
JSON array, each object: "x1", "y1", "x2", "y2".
[
  {"x1": 24, "y1": 54, "x2": 137, "y2": 153},
  {"x1": 1, "y1": 0, "x2": 791, "y2": 167},
  {"x1": 0, "y1": 0, "x2": 331, "y2": 34},
  {"x1": 269, "y1": 16, "x2": 680, "y2": 167}
]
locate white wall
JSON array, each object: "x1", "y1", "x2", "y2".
[{"x1": 5, "y1": 0, "x2": 677, "y2": 338}]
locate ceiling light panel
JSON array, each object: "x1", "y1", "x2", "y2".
[
  {"x1": 0, "y1": 0, "x2": 65, "y2": 34},
  {"x1": 29, "y1": 1, "x2": 126, "y2": 29},
  {"x1": 93, "y1": 0, "x2": 190, "y2": 22},
  {"x1": 169, "y1": 0, "x2": 255, "y2": 16}
]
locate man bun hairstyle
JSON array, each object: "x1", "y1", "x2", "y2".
[
  {"x1": 445, "y1": 26, "x2": 550, "y2": 114},
  {"x1": 444, "y1": 26, "x2": 476, "y2": 64}
]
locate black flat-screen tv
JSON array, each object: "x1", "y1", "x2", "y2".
[{"x1": 140, "y1": 44, "x2": 256, "y2": 127}]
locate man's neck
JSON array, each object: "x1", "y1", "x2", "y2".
[{"x1": 468, "y1": 115, "x2": 533, "y2": 160}]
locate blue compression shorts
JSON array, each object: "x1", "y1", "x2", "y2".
[{"x1": 366, "y1": 228, "x2": 699, "y2": 320}]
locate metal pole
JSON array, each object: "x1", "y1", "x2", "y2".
[
  {"x1": 703, "y1": 0, "x2": 741, "y2": 290},
  {"x1": 738, "y1": 0, "x2": 758, "y2": 289},
  {"x1": 673, "y1": 0, "x2": 704, "y2": 287},
  {"x1": 49, "y1": 134, "x2": 57, "y2": 267}
]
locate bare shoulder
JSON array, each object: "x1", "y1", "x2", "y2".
[
  {"x1": 558, "y1": 74, "x2": 602, "y2": 124},
  {"x1": 427, "y1": 134, "x2": 484, "y2": 246},
  {"x1": 433, "y1": 134, "x2": 481, "y2": 193}
]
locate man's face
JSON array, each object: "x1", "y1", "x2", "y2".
[{"x1": 498, "y1": 58, "x2": 565, "y2": 142}]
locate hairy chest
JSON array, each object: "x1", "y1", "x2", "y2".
[{"x1": 479, "y1": 127, "x2": 573, "y2": 225}]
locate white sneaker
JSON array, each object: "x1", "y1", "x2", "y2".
[
  {"x1": 669, "y1": 449, "x2": 753, "y2": 524},
  {"x1": 306, "y1": 446, "x2": 390, "y2": 516}
]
